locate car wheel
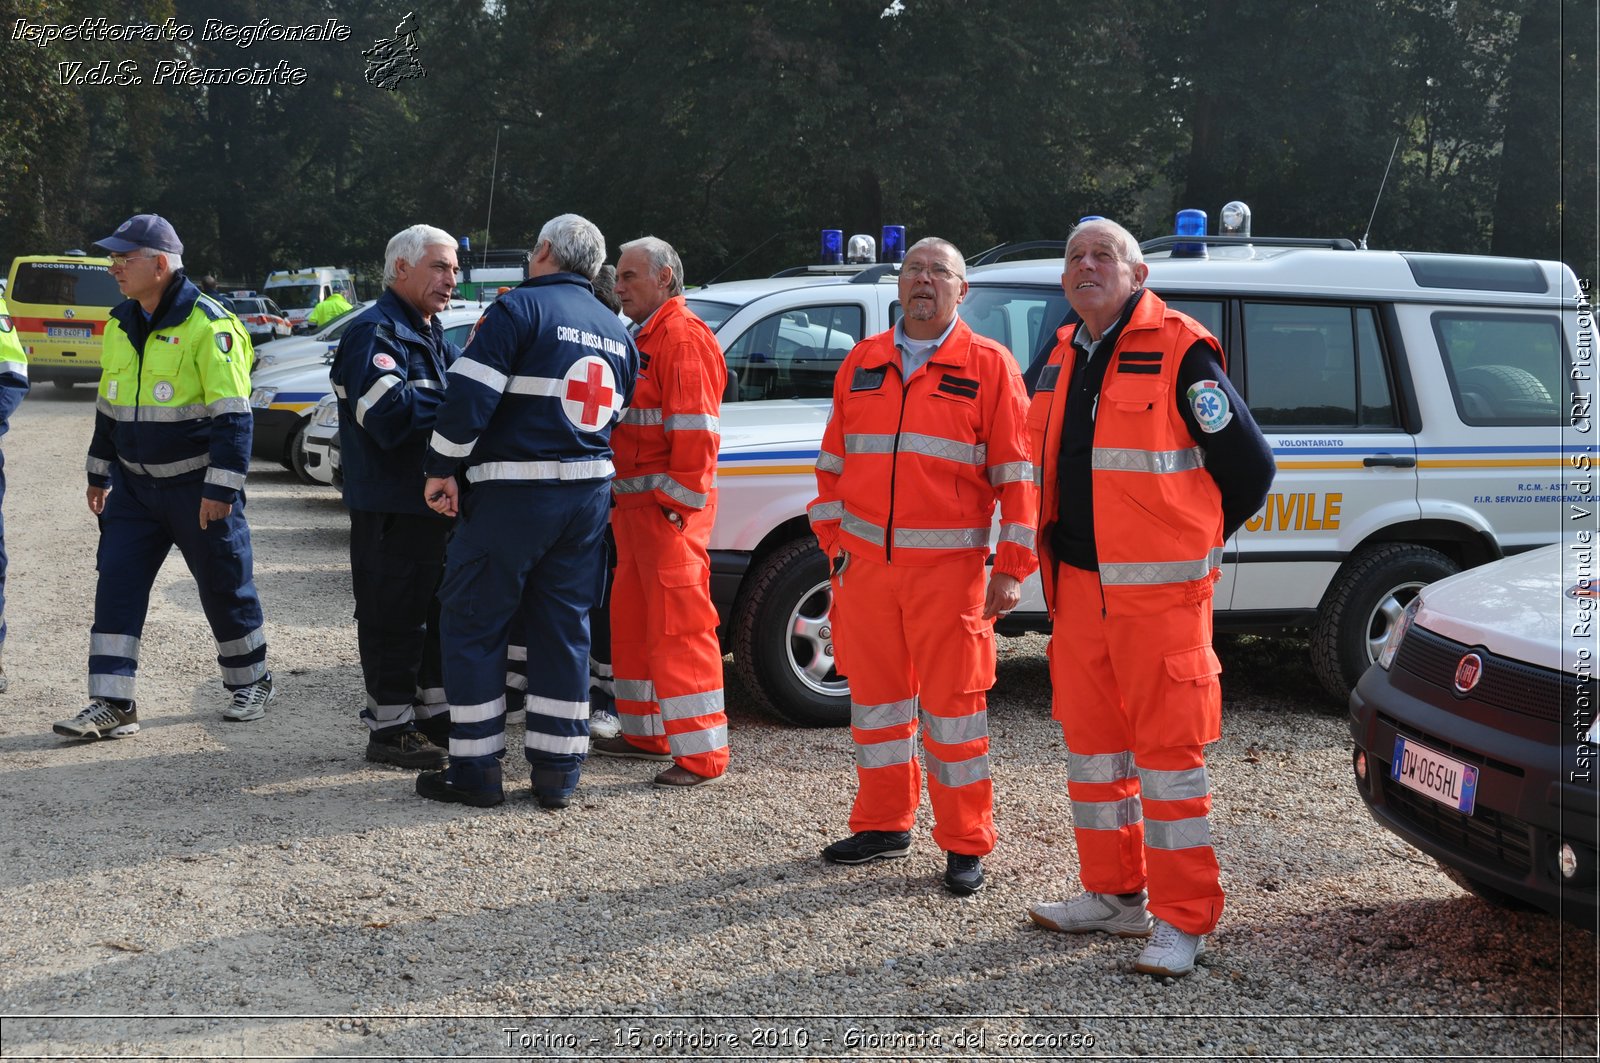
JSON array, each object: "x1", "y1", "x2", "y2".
[
  {"x1": 1310, "y1": 542, "x2": 1459, "y2": 702},
  {"x1": 1435, "y1": 861, "x2": 1538, "y2": 912},
  {"x1": 287, "y1": 417, "x2": 319, "y2": 485},
  {"x1": 731, "y1": 537, "x2": 849, "y2": 727}
]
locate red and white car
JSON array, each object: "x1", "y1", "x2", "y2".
[{"x1": 230, "y1": 295, "x2": 293, "y2": 345}]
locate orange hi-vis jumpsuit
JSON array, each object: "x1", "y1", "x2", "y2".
[
  {"x1": 609, "y1": 295, "x2": 729, "y2": 778},
  {"x1": 808, "y1": 320, "x2": 1037, "y2": 856},
  {"x1": 1029, "y1": 290, "x2": 1232, "y2": 935}
]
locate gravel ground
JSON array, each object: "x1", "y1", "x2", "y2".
[{"x1": 0, "y1": 389, "x2": 1594, "y2": 1061}]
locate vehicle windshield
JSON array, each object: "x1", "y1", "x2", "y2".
[
  {"x1": 9, "y1": 261, "x2": 121, "y2": 307},
  {"x1": 266, "y1": 284, "x2": 322, "y2": 310},
  {"x1": 685, "y1": 298, "x2": 738, "y2": 332}
]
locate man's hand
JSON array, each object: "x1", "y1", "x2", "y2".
[
  {"x1": 199, "y1": 497, "x2": 232, "y2": 529},
  {"x1": 86, "y1": 485, "x2": 108, "y2": 516},
  {"x1": 981, "y1": 572, "x2": 1022, "y2": 620},
  {"x1": 425, "y1": 476, "x2": 459, "y2": 518}
]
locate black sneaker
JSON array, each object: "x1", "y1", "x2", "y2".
[
  {"x1": 367, "y1": 728, "x2": 446, "y2": 769},
  {"x1": 416, "y1": 770, "x2": 503, "y2": 807},
  {"x1": 943, "y1": 852, "x2": 985, "y2": 895},
  {"x1": 821, "y1": 830, "x2": 912, "y2": 865}
]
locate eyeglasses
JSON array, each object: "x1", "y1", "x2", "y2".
[
  {"x1": 107, "y1": 251, "x2": 156, "y2": 267},
  {"x1": 900, "y1": 263, "x2": 961, "y2": 281}
]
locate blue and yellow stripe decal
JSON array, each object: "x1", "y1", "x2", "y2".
[
  {"x1": 716, "y1": 447, "x2": 820, "y2": 478},
  {"x1": 265, "y1": 390, "x2": 329, "y2": 414},
  {"x1": 1272, "y1": 443, "x2": 1574, "y2": 472}
]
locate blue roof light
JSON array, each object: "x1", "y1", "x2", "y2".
[
  {"x1": 819, "y1": 229, "x2": 844, "y2": 265},
  {"x1": 880, "y1": 225, "x2": 906, "y2": 263},
  {"x1": 1173, "y1": 209, "x2": 1208, "y2": 259}
]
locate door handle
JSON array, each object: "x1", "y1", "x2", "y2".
[{"x1": 1363, "y1": 454, "x2": 1416, "y2": 468}]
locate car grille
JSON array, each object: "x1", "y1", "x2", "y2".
[
  {"x1": 1397, "y1": 625, "x2": 1594, "y2": 726},
  {"x1": 1376, "y1": 759, "x2": 1534, "y2": 873}
]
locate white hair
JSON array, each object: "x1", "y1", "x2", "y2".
[
  {"x1": 1065, "y1": 219, "x2": 1144, "y2": 269},
  {"x1": 620, "y1": 236, "x2": 685, "y2": 296},
  {"x1": 536, "y1": 214, "x2": 606, "y2": 280},
  {"x1": 160, "y1": 252, "x2": 184, "y2": 272},
  {"x1": 384, "y1": 224, "x2": 456, "y2": 287}
]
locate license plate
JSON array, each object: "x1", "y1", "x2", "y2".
[
  {"x1": 47, "y1": 326, "x2": 92, "y2": 339},
  {"x1": 1391, "y1": 735, "x2": 1478, "y2": 815}
]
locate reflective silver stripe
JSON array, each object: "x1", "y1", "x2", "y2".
[
  {"x1": 412, "y1": 378, "x2": 444, "y2": 392},
  {"x1": 98, "y1": 397, "x2": 131, "y2": 420},
  {"x1": 665, "y1": 413, "x2": 719, "y2": 432},
  {"x1": 611, "y1": 473, "x2": 706, "y2": 509},
  {"x1": 843, "y1": 433, "x2": 896, "y2": 454},
  {"x1": 621, "y1": 407, "x2": 662, "y2": 425},
  {"x1": 1100, "y1": 548, "x2": 1224, "y2": 586},
  {"x1": 356, "y1": 375, "x2": 399, "y2": 425},
  {"x1": 1071, "y1": 795, "x2": 1144, "y2": 830},
  {"x1": 86, "y1": 457, "x2": 113, "y2": 477},
  {"x1": 90, "y1": 633, "x2": 141, "y2": 659},
  {"x1": 413, "y1": 701, "x2": 447, "y2": 721},
  {"x1": 925, "y1": 752, "x2": 991, "y2": 788},
  {"x1": 207, "y1": 397, "x2": 250, "y2": 416},
  {"x1": 428, "y1": 430, "x2": 476, "y2": 459},
  {"x1": 449, "y1": 357, "x2": 509, "y2": 392},
  {"x1": 364, "y1": 696, "x2": 413, "y2": 725},
  {"x1": 221, "y1": 661, "x2": 267, "y2": 685},
  {"x1": 668, "y1": 724, "x2": 728, "y2": 757},
  {"x1": 525, "y1": 730, "x2": 589, "y2": 756},
  {"x1": 619, "y1": 712, "x2": 666, "y2": 738},
  {"x1": 332, "y1": 383, "x2": 347, "y2": 399},
  {"x1": 1093, "y1": 446, "x2": 1205, "y2": 475},
  {"x1": 815, "y1": 450, "x2": 845, "y2": 475},
  {"x1": 525, "y1": 694, "x2": 588, "y2": 721},
  {"x1": 615, "y1": 677, "x2": 655, "y2": 703},
  {"x1": 1138, "y1": 764, "x2": 1211, "y2": 802},
  {"x1": 505, "y1": 375, "x2": 562, "y2": 396},
  {"x1": 507, "y1": 645, "x2": 528, "y2": 662},
  {"x1": 988, "y1": 461, "x2": 1033, "y2": 485},
  {"x1": 0, "y1": 360, "x2": 27, "y2": 379},
  {"x1": 1145, "y1": 815, "x2": 1214, "y2": 851},
  {"x1": 919, "y1": 708, "x2": 988, "y2": 745},
  {"x1": 417, "y1": 686, "x2": 446, "y2": 707},
  {"x1": 840, "y1": 511, "x2": 885, "y2": 545},
  {"x1": 808, "y1": 499, "x2": 845, "y2": 522},
  {"x1": 1033, "y1": 463, "x2": 1043, "y2": 486},
  {"x1": 856, "y1": 735, "x2": 915, "y2": 769},
  {"x1": 852, "y1": 697, "x2": 917, "y2": 732},
  {"x1": 216, "y1": 628, "x2": 265, "y2": 656},
  {"x1": 451, "y1": 734, "x2": 507, "y2": 758},
  {"x1": 898, "y1": 432, "x2": 986, "y2": 465},
  {"x1": 452, "y1": 697, "x2": 506, "y2": 724},
  {"x1": 504, "y1": 707, "x2": 526, "y2": 725},
  {"x1": 660, "y1": 690, "x2": 724, "y2": 721},
  {"x1": 998, "y1": 523, "x2": 1035, "y2": 549},
  {"x1": 1068, "y1": 750, "x2": 1136, "y2": 784},
  {"x1": 142, "y1": 403, "x2": 211, "y2": 422},
  {"x1": 90, "y1": 673, "x2": 137, "y2": 700},
  {"x1": 206, "y1": 467, "x2": 247, "y2": 490},
  {"x1": 465, "y1": 459, "x2": 615, "y2": 483},
  {"x1": 504, "y1": 671, "x2": 528, "y2": 692},
  {"x1": 120, "y1": 454, "x2": 210, "y2": 478},
  {"x1": 893, "y1": 526, "x2": 988, "y2": 549}
]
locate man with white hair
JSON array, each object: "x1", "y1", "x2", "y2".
[
  {"x1": 330, "y1": 224, "x2": 461, "y2": 768},
  {"x1": 418, "y1": 214, "x2": 636, "y2": 810},
  {"x1": 54, "y1": 213, "x2": 270, "y2": 740},
  {"x1": 1025, "y1": 218, "x2": 1273, "y2": 976},
  {"x1": 598, "y1": 236, "x2": 730, "y2": 787}
]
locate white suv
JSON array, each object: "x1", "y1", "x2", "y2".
[{"x1": 702, "y1": 233, "x2": 1589, "y2": 726}]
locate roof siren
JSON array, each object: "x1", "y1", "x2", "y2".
[
  {"x1": 880, "y1": 225, "x2": 906, "y2": 264},
  {"x1": 846, "y1": 234, "x2": 876, "y2": 264},
  {"x1": 1172, "y1": 209, "x2": 1208, "y2": 259},
  {"x1": 1219, "y1": 201, "x2": 1252, "y2": 237},
  {"x1": 819, "y1": 230, "x2": 844, "y2": 265}
]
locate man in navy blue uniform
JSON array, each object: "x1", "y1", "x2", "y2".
[
  {"x1": 330, "y1": 224, "x2": 461, "y2": 768},
  {"x1": 54, "y1": 214, "x2": 271, "y2": 740},
  {"x1": 417, "y1": 214, "x2": 636, "y2": 809}
]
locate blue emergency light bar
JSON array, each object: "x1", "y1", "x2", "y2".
[
  {"x1": 880, "y1": 225, "x2": 906, "y2": 263},
  {"x1": 820, "y1": 230, "x2": 844, "y2": 265},
  {"x1": 1173, "y1": 209, "x2": 1208, "y2": 258}
]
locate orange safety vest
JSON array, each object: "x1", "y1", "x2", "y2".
[
  {"x1": 809, "y1": 319, "x2": 1038, "y2": 581},
  {"x1": 1028, "y1": 290, "x2": 1223, "y2": 612},
  {"x1": 611, "y1": 295, "x2": 725, "y2": 515}
]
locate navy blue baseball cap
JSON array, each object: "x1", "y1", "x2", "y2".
[{"x1": 95, "y1": 214, "x2": 184, "y2": 255}]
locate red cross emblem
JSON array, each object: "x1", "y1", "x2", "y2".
[{"x1": 561, "y1": 356, "x2": 618, "y2": 431}]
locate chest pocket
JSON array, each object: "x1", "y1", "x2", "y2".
[
  {"x1": 1101, "y1": 372, "x2": 1168, "y2": 414},
  {"x1": 142, "y1": 336, "x2": 186, "y2": 378}
]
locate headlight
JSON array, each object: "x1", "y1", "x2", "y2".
[
  {"x1": 312, "y1": 400, "x2": 340, "y2": 428},
  {"x1": 1376, "y1": 596, "x2": 1421, "y2": 670},
  {"x1": 248, "y1": 387, "x2": 278, "y2": 408}
]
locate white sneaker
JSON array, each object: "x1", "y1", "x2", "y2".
[
  {"x1": 1028, "y1": 890, "x2": 1155, "y2": 937},
  {"x1": 53, "y1": 698, "x2": 140, "y2": 740},
  {"x1": 1134, "y1": 918, "x2": 1207, "y2": 977},
  {"x1": 589, "y1": 706, "x2": 622, "y2": 740},
  {"x1": 223, "y1": 673, "x2": 274, "y2": 722}
]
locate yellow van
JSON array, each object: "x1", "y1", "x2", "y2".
[{"x1": 4, "y1": 253, "x2": 119, "y2": 388}]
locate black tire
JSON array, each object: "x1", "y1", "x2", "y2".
[
  {"x1": 287, "y1": 417, "x2": 319, "y2": 485},
  {"x1": 1436, "y1": 862, "x2": 1538, "y2": 912},
  {"x1": 1311, "y1": 543, "x2": 1459, "y2": 702},
  {"x1": 731, "y1": 537, "x2": 849, "y2": 727}
]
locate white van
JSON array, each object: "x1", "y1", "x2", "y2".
[{"x1": 262, "y1": 267, "x2": 355, "y2": 329}]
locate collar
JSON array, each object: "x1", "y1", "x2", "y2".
[
  {"x1": 633, "y1": 293, "x2": 686, "y2": 345},
  {"x1": 378, "y1": 288, "x2": 444, "y2": 347},
  {"x1": 863, "y1": 316, "x2": 973, "y2": 370},
  {"x1": 893, "y1": 314, "x2": 959, "y2": 355}
]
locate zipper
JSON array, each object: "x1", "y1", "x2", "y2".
[{"x1": 884, "y1": 363, "x2": 908, "y2": 563}]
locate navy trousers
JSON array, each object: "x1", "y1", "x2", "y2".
[
  {"x1": 348, "y1": 508, "x2": 451, "y2": 734},
  {"x1": 437, "y1": 482, "x2": 610, "y2": 800},
  {"x1": 90, "y1": 467, "x2": 267, "y2": 702}
]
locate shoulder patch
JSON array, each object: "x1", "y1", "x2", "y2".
[
  {"x1": 1186, "y1": 379, "x2": 1233, "y2": 433},
  {"x1": 215, "y1": 332, "x2": 234, "y2": 355},
  {"x1": 373, "y1": 353, "x2": 398, "y2": 371}
]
